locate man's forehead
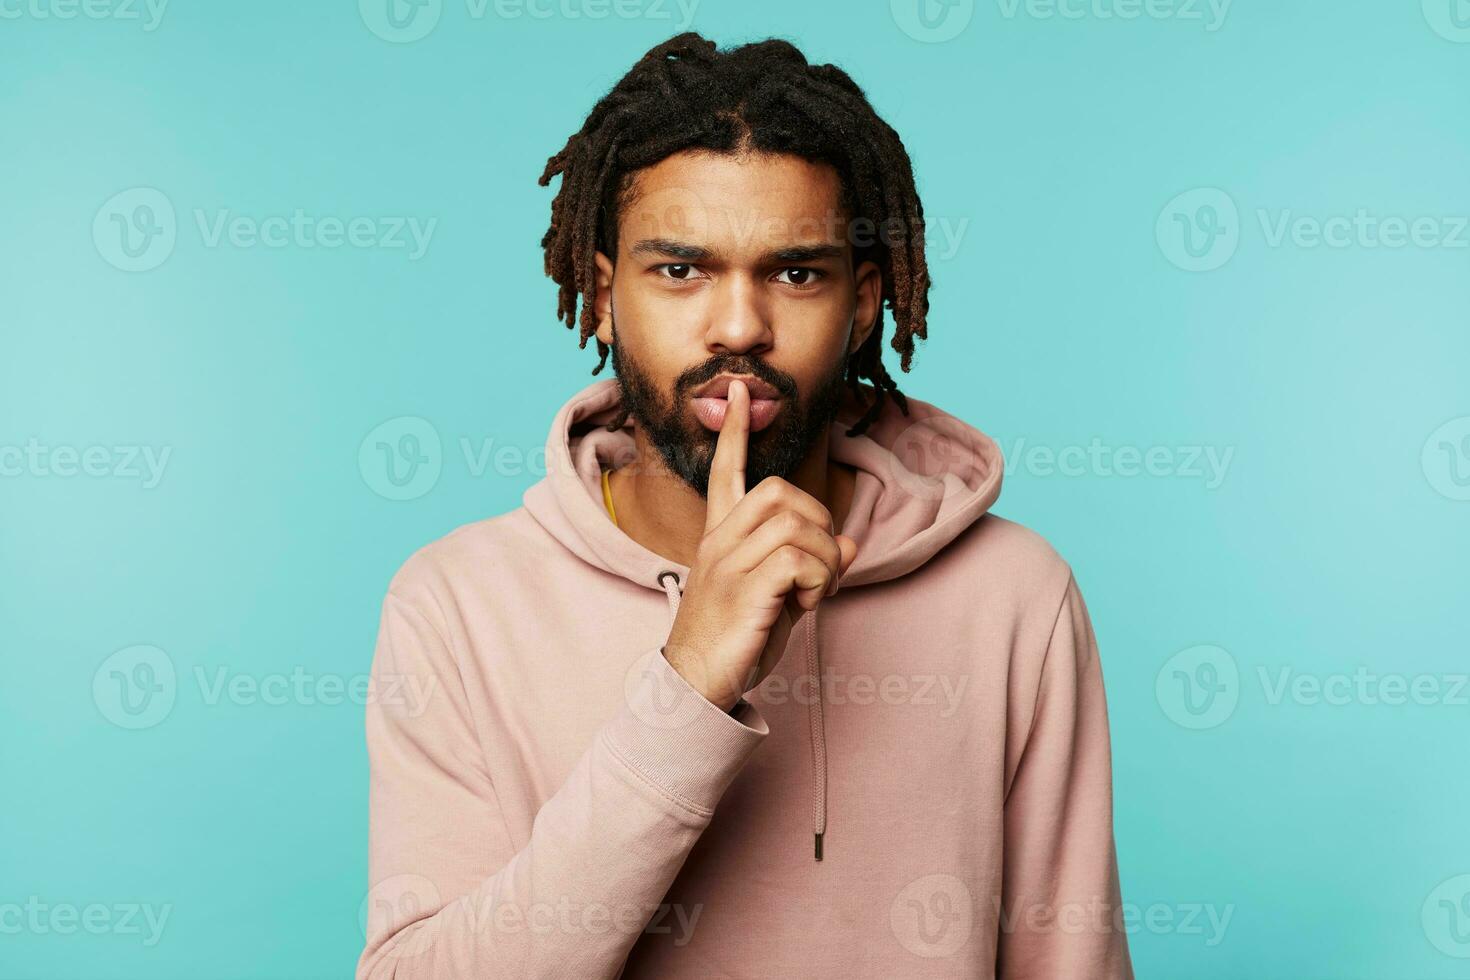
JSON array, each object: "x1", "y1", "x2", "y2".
[{"x1": 619, "y1": 151, "x2": 849, "y2": 256}]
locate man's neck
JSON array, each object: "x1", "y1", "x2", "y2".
[{"x1": 608, "y1": 426, "x2": 856, "y2": 570}]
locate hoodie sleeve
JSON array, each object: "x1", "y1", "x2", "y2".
[
  {"x1": 997, "y1": 573, "x2": 1134, "y2": 979},
  {"x1": 356, "y1": 590, "x2": 768, "y2": 980}
]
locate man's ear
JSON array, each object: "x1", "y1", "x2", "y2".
[
  {"x1": 849, "y1": 258, "x2": 883, "y2": 354},
  {"x1": 593, "y1": 251, "x2": 616, "y2": 346}
]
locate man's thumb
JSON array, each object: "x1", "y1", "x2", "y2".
[{"x1": 828, "y1": 534, "x2": 858, "y2": 596}]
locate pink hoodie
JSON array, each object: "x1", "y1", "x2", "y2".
[{"x1": 358, "y1": 378, "x2": 1133, "y2": 979}]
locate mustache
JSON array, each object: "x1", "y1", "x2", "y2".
[{"x1": 675, "y1": 358, "x2": 798, "y2": 401}]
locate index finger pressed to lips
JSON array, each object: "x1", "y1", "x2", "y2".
[{"x1": 704, "y1": 378, "x2": 750, "y2": 534}]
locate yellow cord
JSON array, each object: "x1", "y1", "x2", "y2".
[{"x1": 601, "y1": 467, "x2": 619, "y2": 528}]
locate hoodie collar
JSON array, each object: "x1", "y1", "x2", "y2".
[
  {"x1": 523, "y1": 377, "x2": 1004, "y2": 861},
  {"x1": 523, "y1": 377, "x2": 1004, "y2": 589}
]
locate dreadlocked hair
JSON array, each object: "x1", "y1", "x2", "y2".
[{"x1": 538, "y1": 31, "x2": 930, "y2": 438}]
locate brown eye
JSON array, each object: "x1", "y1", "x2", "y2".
[
  {"x1": 660, "y1": 264, "x2": 694, "y2": 280},
  {"x1": 776, "y1": 267, "x2": 823, "y2": 287}
]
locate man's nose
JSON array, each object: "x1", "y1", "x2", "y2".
[{"x1": 704, "y1": 275, "x2": 773, "y2": 355}]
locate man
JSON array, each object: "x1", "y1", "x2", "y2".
[{"x1": 358, "y1": 31, "x2": 1133, "y2": 979}]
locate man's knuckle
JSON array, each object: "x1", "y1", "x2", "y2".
[{"x1": 775, "y1": 510, "x2": 805, "y2": 535}]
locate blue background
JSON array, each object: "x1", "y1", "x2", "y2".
[{"x1": 3, "y1": 0, "x2": 1468, "y2": 976}]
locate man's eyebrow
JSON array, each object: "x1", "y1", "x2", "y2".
[
  {"x1": 768, "y1": 243, "x2": 846, "y2": 263},
  {"x1": 628, "y1": 238, "x2": 714, "y2": 261},
  {"x1": 627, "y1": 238, "x2": 846, "y2": 263}
]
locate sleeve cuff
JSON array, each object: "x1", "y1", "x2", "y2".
[{"x1": 602, "y1": 647, "x2": 769, "y2": 816}]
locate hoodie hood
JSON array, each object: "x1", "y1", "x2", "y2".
[{"x1": 523, "y1": 377, "x2": 1004, "y2": 859}]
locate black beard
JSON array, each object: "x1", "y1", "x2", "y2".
[{"x1": 607, "y1": 317, "x2": 849, "y2": 499}]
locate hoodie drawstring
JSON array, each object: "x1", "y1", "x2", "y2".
[
  {"x1": 804, "y1": 607, "x2": 825, "y2": 861},
  {"x1": 657, "y1": 569, "x2": 828, "y2": 862},
  {"x1": 658, "y1": 570, "x2": 682, "y2": 620}
]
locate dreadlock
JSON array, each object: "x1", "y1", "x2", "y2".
[{"x1": 538, "y1": 31, "x2": 930, "y2": 438}]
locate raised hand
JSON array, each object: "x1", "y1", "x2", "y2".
[{"x1": 662, "y1": 380, "x2": 859, "y2": 711}]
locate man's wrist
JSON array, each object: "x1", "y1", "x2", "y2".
[{"x1": 661, "y1": 644, "x2": 742, "y2": 713}]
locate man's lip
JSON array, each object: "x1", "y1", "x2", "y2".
[
  {"x1": 691, "y1": 375, "x2": 782, "y2": 400},
  {"x1": 692, "y1": 394, "x2": 782, "y2": 432}
]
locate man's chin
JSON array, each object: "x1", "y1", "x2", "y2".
[{"x1": 650, "y1": 426, "x2": 790, "y2": 498}]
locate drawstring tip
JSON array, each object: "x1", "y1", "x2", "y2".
[{"x1": 814, "y1": 832, "x2": 823, "y2": 861}]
